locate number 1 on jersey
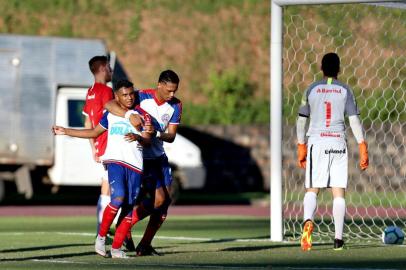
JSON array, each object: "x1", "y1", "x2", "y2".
[{"x1": 324, "y1": 101, "x2": 331, "y2": 127}]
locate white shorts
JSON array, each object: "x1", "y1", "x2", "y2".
[
  {"x1": 95, "y1": 162, "x2": 108, "y2": 183},
  {"x1": 305, "y1": 141, "x2": 348, "y2": 188}
]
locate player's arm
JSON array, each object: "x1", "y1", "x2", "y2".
[
  {"x1": 84, "y1": 115, "x2": 98, "y2": 162},
  {"x1": 345, "y1": 88, "x2": 368, "y2": 170},
  {"x1": 159, "y1": 101, "x2": 182, "y2": 143},
  {"x1": 104, "y1": 100, "x2": 143, "y2": 130},
  {"x1": 52, "y1": 124, "x2": 105, "y2": 139},
  {"x1": 296, "y1": 115, "x2": 308, "y2": 169},
  {"x1": 349, "y1": 115, "x2": 368, "y2": 170},
  {"x1": 157, "y1": 124, "x2": 177, "y2": 143},
  {"x1": 296, "y1": 90, "x2": 310, "y2": 169}
]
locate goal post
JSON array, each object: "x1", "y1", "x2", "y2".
[{"x1": 270, "y1": 0, "x2": 406, "y2": 242}]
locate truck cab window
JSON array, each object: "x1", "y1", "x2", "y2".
[{"x1": 68, "y1": 99, "x2": 85, "y2": 127}]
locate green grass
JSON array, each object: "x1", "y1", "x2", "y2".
[
  {"x1": 270, "y1": 241, "x2": 406, "y2": 269},
  {"x1": 1, "y1": 215, "x2": 405, "y2": 269},
  {"x1": 0, "y1": 216, "x2": 270, "y2": 269}
]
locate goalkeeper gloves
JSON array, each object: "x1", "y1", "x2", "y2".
[
  {"x1": 297, "y1": 143, "x2": 307, "y2": 169},
  {"x1": 359, "y1": 141, "x2": 369, "y2": 170}
]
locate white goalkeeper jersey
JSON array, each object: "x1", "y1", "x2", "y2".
[
  {"x1": 99, "y1": 112, "x2": 143, "y2": 173},
  {"x1": 298, "y1": 78, "x2": 359, "y2": 142}
]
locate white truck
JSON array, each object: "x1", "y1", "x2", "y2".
[{"x1": 0, "y1": 34, "x2": 205, "y2": 202}]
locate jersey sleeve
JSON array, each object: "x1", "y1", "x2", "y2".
[
  {"x1": 82, "y1": 97, "x2": 90, "y2": 116},
  {"x1": 298, "y1": 88, "x2": 310, "y2": 117},
  {"x1": 169, "y1": 101, "x2": 182, "y2": 125},
  {"x1": 99, "y1": 112, "x2": 109, "y2": 130},
  {"x1": 344, "y1": 88, "x2": 360, "y2": 116}
]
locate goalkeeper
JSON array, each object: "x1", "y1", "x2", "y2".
[{"x1": 296, "y1": 52, "x2": 369, "y2": 251}]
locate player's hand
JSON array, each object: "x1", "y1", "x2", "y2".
[
  {"x1": 359, "y1": 141, "x2": 369, "y2": 170},
  {"x1": 130, "y1": 114, "x2": 143, "y2": 132},
  {"x1": 52, "y1": 125, "x2": 65, "y2": 135},
  {"x1": 297, "y1": 143, "x2": 307, "y2": 169},
  {"x1": 144, "y1": 123, "x2": 155, "y2": 134},
  {"x1": 124, "y1": 133, "x2": 139, "y2": 142}
]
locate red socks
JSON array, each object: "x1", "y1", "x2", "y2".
[
  {"x1": 98, "y1": 203, "x2": 119, "y2": 237},
  {"x1": 112, "y1": 216, "x2": 132, "y2": 249}
]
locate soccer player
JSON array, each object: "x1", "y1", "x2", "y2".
[
  {"x1": 53, "y1": 79, "x2": 152, "y2": 258},
  {"x1": 84, "y1": 56, "x2": 142, "y2": 248},
  {"x1": 82, "y1": 56, "x2": 113, "y2": 235},
  {"x1": 296, "y1": 53, "x2": 369, "y2": 251},
  {"x1": 105, "y1": 69, "x2": 182, "y2": 256}
]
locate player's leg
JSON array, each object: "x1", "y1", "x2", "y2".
[
  {"x1": 111, "y1": 204, "x2": 132, "y2": 259},
  {"x1": 329, "y1": 142, "x2": 348, "y2": 250},
  {"x1": 136, "y1": 186, "x2": 168, "y2": 256},
  {"x1": 96, "y1": 166, "x2": 110, "y2": 235},
  {"x1": 95, "y1": 164, "x2": 126, "y2": 257},
  {"x1": 301, "y1": 188, "x2": 318, "y2": 251},
  {"x1": 332, "y1": 187, "x2": 346, "y2": 250},
  {"x1": 111, "y1": 168, "x2": 142, "y2": 259}
]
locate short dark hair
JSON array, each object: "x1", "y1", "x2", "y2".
[
  {"x1": 114, "y1": 79, "x2": 133, "y2": 92},
  {"x1": 321, "y1": 53, "x2": 340, "y2": 77},
  {"x1": 88, "y1": 56, "x2": 108, "y2": 74},
  {"x1": 158, "y1": 70, "x2": 180, "y2": 84}
]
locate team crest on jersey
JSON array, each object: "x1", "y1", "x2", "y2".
[{"x1": 161, "y1": 114, "x2": 170, "y2": 123}]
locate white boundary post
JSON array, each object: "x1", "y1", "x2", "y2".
[
  {"x1": 270, "y1": 0, "x2": 283, "y2": 242},
  {"x1": 269, "y1": 0, "x2": 402, "y2": 242}
]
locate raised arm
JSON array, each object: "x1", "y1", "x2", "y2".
[
  {"x1": 104, "y1": 100, "x2": 143, "y2": 130},
  {"x1": 52, "y1": 124, "x2": 105, "y2": 139}
]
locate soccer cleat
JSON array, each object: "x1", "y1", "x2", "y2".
[
  {"x1": 135, "y1": 243, "x2": 162, "y2": 256},
  {"x1": 300, "y1": 219, "x2": 314, "y2": 251},
  {"x1": 333, "y1": 238, "x2": 345, "y2": 250},
  {"x1": 95, "y1": 235, "x2": 106, "y2": 257},
  {"x1": 123, "y1": 236, "x2": 136, "y2": 252},
  {"x1": 111, "y1": 248, "x2": 129, "y2": 259}
]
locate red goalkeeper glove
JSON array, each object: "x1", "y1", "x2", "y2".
[
  {"x1": 359, "y1": 141, "x2": 369, "y2": 170},
  {"x1": 297, "y1": 143, "x2": 307, "y2": 169}
]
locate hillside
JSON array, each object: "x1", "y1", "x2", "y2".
[{"x1": 0, "y1": 0, "x2": 404, "y2": 124}]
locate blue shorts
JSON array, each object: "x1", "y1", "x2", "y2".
[
  {"x1": 107, "y1": 163, "x2": 142, "y2": 206},
  {"x1": 143, "y1": 154, "x2": 172, "y2": 190}
]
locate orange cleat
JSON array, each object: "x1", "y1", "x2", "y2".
[{"x1": 301, "y1": 219, "x2": 314, "y2": 251}]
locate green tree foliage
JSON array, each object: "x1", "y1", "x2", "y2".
[{"x1": 182, "y1": 69, "x2": 269, "y2": 125}]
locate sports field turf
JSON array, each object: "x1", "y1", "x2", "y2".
[
  {"x1": 0, "y1": 215, "x2": 270, "y2": 269},
  {"x1": 2, "y1": 215, "x2": 406, "y2": 270}
]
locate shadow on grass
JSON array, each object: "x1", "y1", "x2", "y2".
[
  {"x1": 0, "y1": 251, "x2": 95, "y2": 262},
  {"x1": 197, "y1": 235, "x2": 270, "y2": 244},
  {"x1": 221, "y1": 245, "x2": 272, "y2": 252},
  {"x1": 0, "y1": 243, "x2": 92, "y2": 253}
]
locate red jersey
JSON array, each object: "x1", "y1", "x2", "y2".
[{"x1": 82, "y1": 82, "x2": 113, "y2": 157}]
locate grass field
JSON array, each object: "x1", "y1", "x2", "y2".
[
  {"x1": 0, "y1": 215, "x2": 270, "y2": 269},
  {"x1": 1, "y1": 214, "x2": 406, "y2": 269}
]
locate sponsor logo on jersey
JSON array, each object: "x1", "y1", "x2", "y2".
[
  {"x1": 320, "y1": 132, "x2": 342, "y2": 138},
  {"x1": 161, "y1": 114, "x2": 170, "y2": 123},
  {"x1": 87, "y1": 94, "x2": 96, "y2": 99},
  {"x1": 325, "y1": 148, "x2": 346, "y2": 154},
  {"x1": 110, "y1": 121, "x2": 135, "y2": 135},
  {"x1": 317, "y1": 88, "x2": 342, "y2": 94}
]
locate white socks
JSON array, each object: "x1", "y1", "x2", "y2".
[
  {"x1": 98, "y1": 194, "x2": 111, "y2": 224},
  {"x1": 303, "y1": 192, "x2": 317, "y2": 221},
  {"x1": 333, "y1": 197, "x2": 346, "y2": 240}
]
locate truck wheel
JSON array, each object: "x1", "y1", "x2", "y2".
[
  {"x1": 170, "y1": 169, "x2": 184, "y2": 205},
  {"x1": 0, "y1": 180, "x2": 5, "y2": 203}
]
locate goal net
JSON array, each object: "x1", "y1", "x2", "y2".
[{"x1": 279, "y1": 1, "x2": 406, "y2": 242}]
